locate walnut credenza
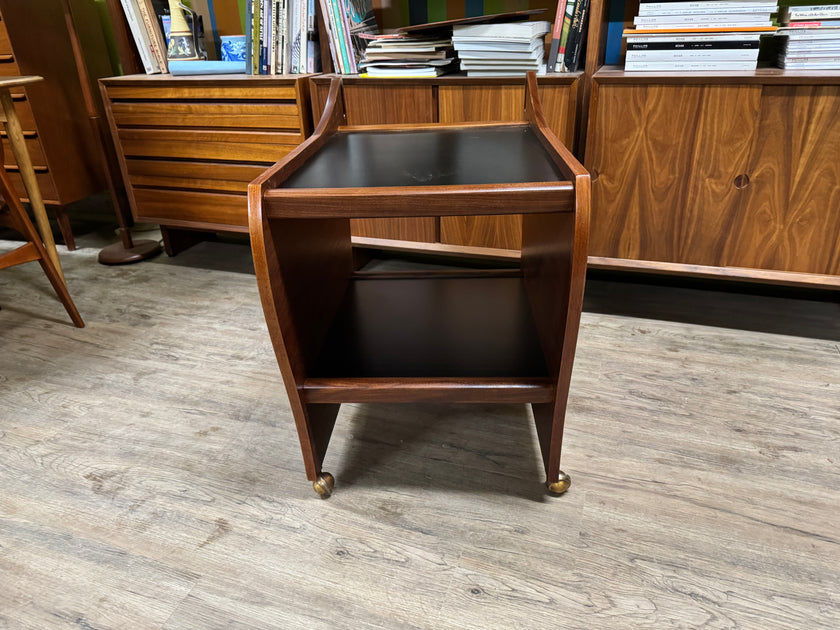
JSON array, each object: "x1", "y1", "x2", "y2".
[
  {"x1": 100, "y1": 74, "x2": 314, "y2": 255},
  {"x1": 585, "y1": 70, "x2": 840, "y2": 290}
]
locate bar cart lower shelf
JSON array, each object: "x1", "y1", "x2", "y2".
[{"x1": 249, "y1": 74, "x2": 590, "y2": 498}]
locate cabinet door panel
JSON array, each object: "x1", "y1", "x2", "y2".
[
  {"x1": 438, "y1": 84, "x2": 575, "y2": 251},
  {"x1": 343, "y1": 85, "x2": 435, "y2": 125},
  {"x1": 342, "y1": 84, "x2": 438, "y2": 242},
  {"x1": 439, "y1": 85, "x2": 523, "y2": 250},
  {"x1": 587, "y1": 83, "x2": 761, "y2": 265},
  {"x1": 725, "y1": 85, "x2": 840, "y2": 275}
]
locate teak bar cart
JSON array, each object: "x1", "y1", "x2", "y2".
[{"x1": 249, "y1": 74, "x2": 590, "y2": 498}]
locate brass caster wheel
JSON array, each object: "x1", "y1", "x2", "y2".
[
  {"x1": 546, "y1": 471, "x2": 571, "y2": 495},
  {"x1": 313, "y1": 472, "x2": 335, "y2": 499}
]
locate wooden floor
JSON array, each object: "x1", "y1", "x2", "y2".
[{"x1": 1, "y1": 213, "x2": 838, "y2": 629}]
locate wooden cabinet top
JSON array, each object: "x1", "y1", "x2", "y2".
[
  {"x1": 594, "y1": 66, "x2": 840, "y2": 85},
  {"x1": 100, "y1": 73, "x2": 318, "y2": 86},
  {"x1": 310, "y1": 73, "x2": 580, "y2": 87}
]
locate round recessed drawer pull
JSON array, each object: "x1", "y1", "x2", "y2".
[{"x1": 734, "y1": 174, "x2": 751, "y2": 189}]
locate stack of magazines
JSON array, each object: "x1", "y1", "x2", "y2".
[
  {"x1": 777, "y1": 4, "x2": 840, "y2": 69},
  {"x1": 359, "y1": 34, "x2": 458, "y2": 77},
  {"x1": 451, "y1": 20, "x2": 551, "y2": 76},
  {"x1": 623, "y1": 0, "x2": 778, "y2": 72}
]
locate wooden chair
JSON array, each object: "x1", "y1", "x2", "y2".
[
  {"x1": 249, "y1": 73, "x2": 589, "y2": 498},
  {"x1": 0, "y1": 159, "x2": 84, "y2": 327}
]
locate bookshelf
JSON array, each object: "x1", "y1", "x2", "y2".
[{"x1": 99, "y1": 0, "x2": 840, "y2": 287}]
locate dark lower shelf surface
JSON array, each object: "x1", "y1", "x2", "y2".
[{"x1": 313, "y1": 276, "x2": 548, "y2": 379}]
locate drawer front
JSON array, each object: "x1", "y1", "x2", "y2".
[
  {"x1": 132, "y1": 188, "x2": 247, "y2": 227},
  {"x1": 6, "y1": 170, "x2": 58, "y2": 202},
  {"x1": 125, "y1": 159, "x2": 265, "y2": 194},
  {"x1": 3, "y1": 135, "x2": 47, "y2": 167},
  {"x1": 11, "y1": 96, "x2": 36, "y2": 130},
  {"x1": 0, "y1": 55, "x2": 19, "y2": 76},
  {"x1": 116, "y1": 128, "x2": 302, "y2": 163},
  {"x1": 105, "y1": 85, "x2": 299, "y2": 101},
  {"x1": 0, "y1": 21, "x2": 12, "y2": 56},
  {"x1": 109, "y1": 101, "x2": 303, "y2": 131}
]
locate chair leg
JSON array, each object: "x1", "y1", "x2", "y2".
[
  {"x1": 35, "y1": 250, "x2": 84, "y2": 328},
  {"x1": 0, "y1": 202, "x2": 84, "y2": 328}
]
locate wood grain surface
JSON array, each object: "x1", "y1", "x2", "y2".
[
  {"x1": 723, "y1": 85, "x2": 840, "y2": 275},
  {"x1": 1, "y1": 216, "x2": 838, "y2": 629},
  {"x1": 586, "y1": 83, "x2": 761, "y2": 265},
  {"x1": 100, "y1": 75, "x2": 311, "y2": 232},
  {"x1": 439, "y1": 84, "x2": 577, "y2": 251},
  {"x1": 586, "y1": 80, "x2": 840, "y2": 282}
]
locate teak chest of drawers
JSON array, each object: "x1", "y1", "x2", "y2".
[
  {"x1": 100, "y1": 74, "x2": 313, "y2": 254},
  {"x1": 0, "y1": 0, "x2": 112, "y2": 250}
]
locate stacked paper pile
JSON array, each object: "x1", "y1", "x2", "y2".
[
  {"x1": 777, "y1": 4, "x2": 840, "y2": 69},
  {"x1": 359, "y1": 34, "x2": 457, "y2": 77},
  {"x1": 624, "y1": 1, "x2": 778, "y2": 71},
  {"x1": 451, "y1": 20, "x2": 551, "y2": 76}
]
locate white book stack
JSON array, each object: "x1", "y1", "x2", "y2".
[
  {"x1": 624, "y1": 1, "x2": 778, "y2": 71},
  {"x1": 359, "y1": 35, "x2": 457, "y2": 77},
  {"x1": 777, "y1": 4, "x2": 840, "y2": 69},
  {"x1": 451, "y1": 20, "x2": 551, "y2": 77}
]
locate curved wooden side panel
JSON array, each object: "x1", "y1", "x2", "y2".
[
  {"x1": 248, "y1": 76, "x2": 352, "y2": 481},
  {"x1": 522, "y1": 72, "x2": 591, "y2": 486}
]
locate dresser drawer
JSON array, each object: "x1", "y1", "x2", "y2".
[
  {"x1": 0, "y1": 21, "x2": 11, "y2": 56},
  {"x1": 132, "y1": 188, "x2": 247, "y2": 227},
  {"x1": 3, "y1": 134, "x2": 46, "y2": 167},
  {"x1": 0, "y1": 54, "x2": 18, "y2": 76},
  {"x1": 8, "y1": 95, "x2": 36, "y2": 130},
  {"x1": 5, "y1": 169, "x2": 58, "y2": 202},
  {"x1": 109, "y1": 100, "x2": 303, "y2": 132},
  {"x1": 125, "y1": 159, "x2": 264, "y2": 194},
  {"x1": 105, "y1": 84, "x2": 299, "y2": 102},
  {"x1": 116, "y1": 127, "x2": 302, "y2": 163}
]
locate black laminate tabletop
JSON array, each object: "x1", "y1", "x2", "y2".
[{"x1": 281, "y1": 126, "x2": 565, "y2": 189}]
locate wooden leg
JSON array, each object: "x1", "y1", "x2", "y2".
[
  {"x1": 293, "y1": 402, "x2": 340, "y2": 497},
  {"x1": 35, "y1": 247, "x2": 84, "y2": 328},
  {"x1": 0, "y1": 200, "x2": 83, "y2": 328},
  {"x1": 54, "y1": 205, "x2": 76, "y2": 251},
  {"x1": 532, "y1": 401, "x2": 571, "y2": 495},
  {"x1": 0, "y1": 89, "x2": 64, "y2": 282}
]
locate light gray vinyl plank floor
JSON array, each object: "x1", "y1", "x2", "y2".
[{"x1": 0, "y1": 214, "x2": 838, "y2": 629}]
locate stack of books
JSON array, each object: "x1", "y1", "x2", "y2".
[
  {"x1": 777, "y1": 4, "x2": 840, "y2": 69},
  {"x1": 623, "y1": 0, "x2": 778, "y2": 71},
  {"x1": 547, "y1": 0, "x2": 592, "y2": 72},
  {"x1": 451, "y1": 20, "x2": 551, "y2": 77},
  {"x1": 245, "y1": 0, "x2": 319, "y2": 75},
  {"x1": 118, "y1": 0, "x2": 327, "y2": 75},
  {"x1": 359, "y1": 34, "x2": 457, "y2": 77},
  {"x1": 320, "y1": 0, "x2": 378, "y2": 74}
]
